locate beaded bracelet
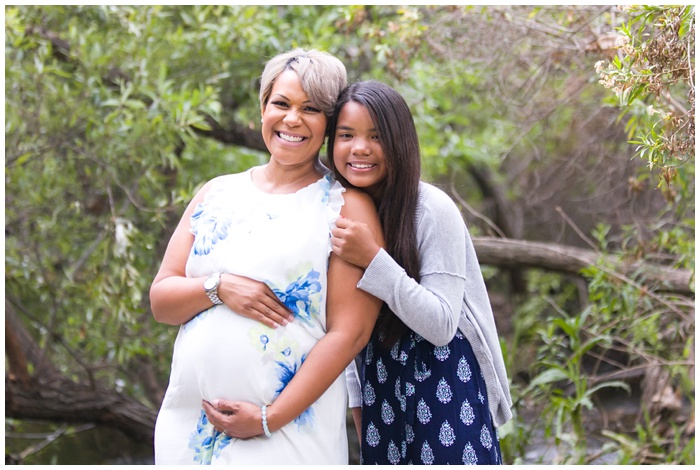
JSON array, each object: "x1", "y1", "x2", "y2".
[{"x1": 261, "y1": 404, "x2": 272, "y2": 437}]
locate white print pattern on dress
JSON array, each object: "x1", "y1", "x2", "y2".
[{"x1": 436, "y1": 377, "x2": 453, "y2": 403}]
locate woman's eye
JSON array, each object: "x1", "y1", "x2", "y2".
[
  {"x1": 271, "y1": 101, "x2": 289, "y2": 108},
  {"x1": 305, "y1": 106, "x2": 322, "y2": 113}
]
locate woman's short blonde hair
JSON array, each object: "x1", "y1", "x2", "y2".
[{"x1": 259, "y1": 48, "x2": 347, "y2": 117}]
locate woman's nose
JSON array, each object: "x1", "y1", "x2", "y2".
[{"x1": 283, "y1": 109, "x2": 301, "y2": 126}]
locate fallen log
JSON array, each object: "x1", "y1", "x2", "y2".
[{"x1": 473, "y1": 237, "x2": 694, "y2": 295}]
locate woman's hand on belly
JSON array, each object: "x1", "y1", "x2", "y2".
[
  {"x1": 219, "y1": 273, "x2": 294, "y2": 328},
  {"x1": 202, "y1": 399, "x2": 263, "y2": 439}
]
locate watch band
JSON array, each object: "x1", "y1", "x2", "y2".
[
  {"x1": 206, "y1": 288, "x2": 223, "y2": 305},
  {"x1": 204, "y1": 272, "x2": 223, "y2": 305}
]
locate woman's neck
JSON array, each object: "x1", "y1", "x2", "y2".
[{"x1": 253, "y1": 159, "x2": 324, "y2": 194}]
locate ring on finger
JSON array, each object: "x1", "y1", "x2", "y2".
[{"x1": 222, "y1": 429, "x2": 228, "y2": 436}]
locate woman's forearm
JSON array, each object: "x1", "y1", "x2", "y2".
[
  {"x1": 150, "y1": 275, "x2": 213, "y2": 325},
  {"x1": 266, "y1": 189, "x2": 383, "y2": 433},
  {"x1": 264, "y1": 327, "x2": 370, "y2": 432}
]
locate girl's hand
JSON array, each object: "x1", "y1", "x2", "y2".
[
  {"x1": 331, "y1": 217, "x2": 381, "y2": 269},
  {"x1": 202, "y1": 399, "x2": 264, "y2": 439},
  {"x1": 219, "y1": 274, "x2": 293, "y2": 328}
]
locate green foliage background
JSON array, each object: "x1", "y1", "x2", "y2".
[{"x1": 5, "y1": 5, "x2": 694, "y2": 464}]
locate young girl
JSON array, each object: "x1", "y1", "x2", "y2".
[{"x1": 327, "y1": 80, "x2": 512, "y2": 465}]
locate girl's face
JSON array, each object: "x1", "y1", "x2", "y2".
[
  {"x1": 261, "y1": 70, "x2": 328, "y2": 167},
  {"x1": 332, "y1": 101, "x2": 388, "y2": 199}
]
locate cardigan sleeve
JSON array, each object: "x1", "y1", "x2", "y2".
[{"x1": 357, "y1": 185, "x2": 467, "y2": 346}]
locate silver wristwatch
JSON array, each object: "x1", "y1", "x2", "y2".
[{"x1": 203, "y1": 272, "x2": 223, "y2": 305}]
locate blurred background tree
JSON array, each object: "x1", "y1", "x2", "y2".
[{"x1": 5, "y1": 5, "x2": 694, "y2": 464}]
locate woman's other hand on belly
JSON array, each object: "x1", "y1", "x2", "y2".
[{"x1": 202, "y1": 399, "x2": 264, "y2": 439}]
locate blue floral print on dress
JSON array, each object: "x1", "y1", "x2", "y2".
[
  {"x1": 480, "y1": 424, "x2": 493, "y2": 450},
  {"x1": 363, "y1": 381, "x2": 376, "y2": 406},
  {"x1": 318, "y1": 175, "x2": 333, "y2": 204},
  {"x1": 380, "y1": 400, "x2": 395, "y2": 425},
  {"x1": 274, "y1": 355, "x2": 314, "y2": 427},
  {"x1": 376, "y1": 358, "x2": 388, "y2": 383},
  {"x1": 366, "y1": 422, "x2": 380, "y2": 447},
  {"x1": 439, "y1": 421, "x2": 456, "y2": 447},
  {"x1": 387, "y1": 440, "x2": 400, "y2": 464},
  {"x1": 436, "y1": 377, "x2": 453, "y2": 403},
  {"x1": 420, "y1": 441, "x2": 435, "y2": 464},
  {"x1": 414, "y1": 361, "x2": 432, "y2": 382},
  {"x1": 364, "y1": 341, "x2": 374, "y2": 365},
  {"x1": 358, "y1": 330, "x2": 503, "y2": 464},
  {"x1": 394, "y1": 378, "x2": 406, "y2": 412},
  {"x1": 191, "y1": 202, "x2": 233, "y2": 256},
  {"x1": 188, "y1": 409, "x2": 232, "y2": 464},
  {"x1": 461, "y1": 398, "x2": 476, "y2": 425},
  {"x1": 270, "y1": 269, "x2": 322, "y2": 321},
  {"x1": 416, "y1": 398, "x2": 432, "y2": 425},
  {"x1": 435, "y1": 377, "x2": 452, "y2": 403},
  {"x1": 434, "y1": 345, "x2": 450, "y2": 361},
  {"x1": 457, "y1": 356, "x2": 472, "y2": 382},
  {"x1": 463, "y1": 442, "x2": 478, "y2": 464},
  {"x1": 405, "y1": 423, "x2": 415, "y2": 444},
  {"x1": 260, "y1": 334, "x2": 270, "y2": 351}
]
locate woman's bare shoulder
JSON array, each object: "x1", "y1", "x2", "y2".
[{"x1": 341, "y1": 187, "x2": 374, "y2": 207}]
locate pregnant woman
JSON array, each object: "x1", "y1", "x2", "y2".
[{"x1": 150, "y1": 49, "x2": 383, "y2": 465}]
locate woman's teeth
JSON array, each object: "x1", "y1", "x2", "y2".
[{"x1": 278, "y1": 132, "x2": 304, "y2": 142}]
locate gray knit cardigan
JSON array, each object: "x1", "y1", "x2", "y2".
[{"x1": 345, "y1": 182, "x2": 513, "y2": 427}]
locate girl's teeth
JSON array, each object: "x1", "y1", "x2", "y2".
[
  {"x1": 279, "y1": 132, "x2": 304, "y2": 142},
  {"x1": 351, "y1": 163, "x2": 373, "y2": 169}
]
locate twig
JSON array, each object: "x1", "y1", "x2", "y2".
[
  {"x1": 555, "y1": 206, "x2": 599, "y2": 252},
  {"x1": 449, "y1": 176, "x2": 507, "y2": 238}
]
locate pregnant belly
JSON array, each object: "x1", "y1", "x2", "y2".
[{"x1": 172, "y1": 307, "x2": 319, "y2": 404}]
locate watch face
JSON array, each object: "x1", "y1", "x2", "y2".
[{"x1": 204, "y1": 275, "x2": 217, "y2": 290}]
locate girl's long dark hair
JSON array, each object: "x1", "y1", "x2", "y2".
[{"x1": 327, "y1": 81, "x2": 421, "y2": 348}]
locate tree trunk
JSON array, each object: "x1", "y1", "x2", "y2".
[
  {"x1": 5, "y1": 375, "x2": 157, "y2": 443},
  {"x1": 5, "y1": 302, "x2": 157, "y2": 443},
  {"x1": 473, "y1": 237, "x2": 693, "y2": 295}
]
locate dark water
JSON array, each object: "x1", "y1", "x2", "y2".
[
  {"x1": 5, "y1": 421, "x2": 153, "y2": 465},
  {"x1": 5, "y1": 415, "x2": 359, "y2": 465}
]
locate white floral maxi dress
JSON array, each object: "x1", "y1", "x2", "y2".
[{"x1": 154, "y1": 168, "x2": 348, "y2": 465}]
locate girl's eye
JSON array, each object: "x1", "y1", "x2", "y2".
[{"x1": 338, "y1": 133, "x2": 352, "y2": 139}]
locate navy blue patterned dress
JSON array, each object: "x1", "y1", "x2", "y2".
[{"x1": 359, "y1": 328, "x2": 502, "y2": 465}]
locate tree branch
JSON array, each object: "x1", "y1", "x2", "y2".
[{"x1": 473, "y1": 237, "x2": 694, "y2": 295}]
